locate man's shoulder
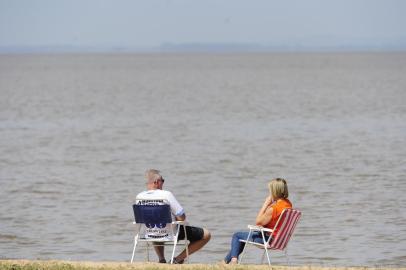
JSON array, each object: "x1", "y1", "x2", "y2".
[{"x1": 136, "y1": 189, "x2": 174, "y2": 199}]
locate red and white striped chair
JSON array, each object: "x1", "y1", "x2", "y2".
[{"x1": 239, "y1": 208, "x2": 301, "y2": 265}]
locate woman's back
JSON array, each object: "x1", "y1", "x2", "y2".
[{"x1": 265, "y1": 198, "x2": 292, "y2": 235}]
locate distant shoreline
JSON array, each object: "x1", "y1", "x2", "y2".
[
  {"x1": 1, "y1": 260, "x2": 405, "y2": 270},
  {"x1": 1, "y1": 43, "x2": 406, "y2": 54},
  {"x1": 1, "y1": 50, "x2": 406, "y2": 57}
]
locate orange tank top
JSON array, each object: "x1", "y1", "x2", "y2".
[{"x1": 265, "y1": 198, "x2": 292, "y2": 236}]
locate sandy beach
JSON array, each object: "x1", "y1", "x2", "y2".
[{"x1": 1, "y1": 260, "x2": 405, "y2": 270}]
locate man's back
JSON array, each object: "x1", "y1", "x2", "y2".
[
  {"x1": 136, "y1": 189, "x2": 185, "y2": 218},
  {"x1": 132, "y1": 169, "x2": 210, "y2": 263}
]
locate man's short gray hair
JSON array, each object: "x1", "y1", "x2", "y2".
[{"x1": 145, "y1": 169, "x2": 162, "y2": 183}]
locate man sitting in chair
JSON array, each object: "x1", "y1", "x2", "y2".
[{"x1": 136, "y1": 169, "x2": 211, "y2": 264}]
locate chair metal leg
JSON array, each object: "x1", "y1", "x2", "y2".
[
  {"x1": 260, "y1": 230, "x2": 271, "y2": 266},
  {"x1": 238, "y1": 230, "x2": 253, "y2": 264},
  {"x1": 146, "y1": 242, "x2": 150, "y2": 262},
  {"x1": 261, "y1": 249, "x2": 266, "y2": 264},
  {"x1": 184, "y1": 226, "x2": 189, "y2": 263},
  {"x1": 264, "y1": 248, "x2": 271, "y2": 266},
  {"x1": 130, "y1": 236, "x2": 138, "y2": 263},
  {"x1": 284, "y1": 249, "x2": 290, "y2": 265},
  {"x1": 185, "y1": 242, "x2": 189, "y2": 263},
  {"x1": 170, "y1": 224, "x2": 181, "y2": 264},
  {"x1": 170, "y1": 239, "x2": 178, "y2": 263}
]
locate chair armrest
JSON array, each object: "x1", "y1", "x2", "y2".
[
  {"x1": 247, "y1": 224, "x2": 273, "y2": 233},
  {"x1": 172, "y1": 220, "x2": 189, "y2": 226}
]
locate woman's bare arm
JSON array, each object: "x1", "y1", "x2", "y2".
[{"x1": 255, "y1": 196, "x2": 274, "y2": 226}]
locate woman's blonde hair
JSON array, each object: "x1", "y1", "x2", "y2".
[{"x1": 268, "y1": 178, "x2": 289, "y2": 200}]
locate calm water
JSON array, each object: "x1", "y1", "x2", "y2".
[{"x1": 0, "y1": 53, "x2": 405, "y2": 266}]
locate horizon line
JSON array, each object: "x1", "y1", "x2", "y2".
[{"x1": 1, "y1": 43, "x2": 406, "y2": 54}]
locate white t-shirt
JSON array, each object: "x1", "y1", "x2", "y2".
[
  {"x1": 136, "y1": 189, "x2": 185, "y2": 217},
  {"x1": 135, "y1": 189, "x2": 185, "y2": 239}
]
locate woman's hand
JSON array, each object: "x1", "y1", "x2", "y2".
[
  {"x1": 263, "y1": 195, "x2": 273, "y2": 208},
  {"x1": 256, "y1": 195, "x2": 274, "y2": 226}
]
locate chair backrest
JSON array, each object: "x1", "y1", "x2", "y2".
[
  {"x1": 269, "y1": 208, "x2": 301, "y2": 250},
  {"x1": 133, "y1": 201, "x2": 174, "y2": 240},
  {"x1": 133, "y1": 204, "x2": 172, "y2": 228}
]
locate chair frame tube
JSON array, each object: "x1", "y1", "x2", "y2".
[
  {"x1": 238, "y1": 209, "x2": 301, "y2": 266},
  {"x1": 131, "y1": 220, "x2": 189, "y2": 264}
]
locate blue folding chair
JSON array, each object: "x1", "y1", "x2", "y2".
[{"x1": 130, "y1": 202, "x2": 189, "y2": 264}]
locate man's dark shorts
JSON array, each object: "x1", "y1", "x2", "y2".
[{"x1": 177, "y1": 225, "x2": 204, "y2": 243}]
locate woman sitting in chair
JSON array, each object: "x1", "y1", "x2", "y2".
[{"x1": 224, "y1": 178, "x2": 292, "y2": 264}]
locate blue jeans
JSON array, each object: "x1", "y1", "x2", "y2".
[{"x1": 224, "y1": 231, "x2": 269, "y2": 263}]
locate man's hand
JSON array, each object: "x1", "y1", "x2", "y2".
[{"x1": 175, "y1": 213, "x2": 186, "y2": 221}]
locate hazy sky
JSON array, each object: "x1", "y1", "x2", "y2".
[{"x1": 1, "y1": 0, "x2": 406, "y2": 49}]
